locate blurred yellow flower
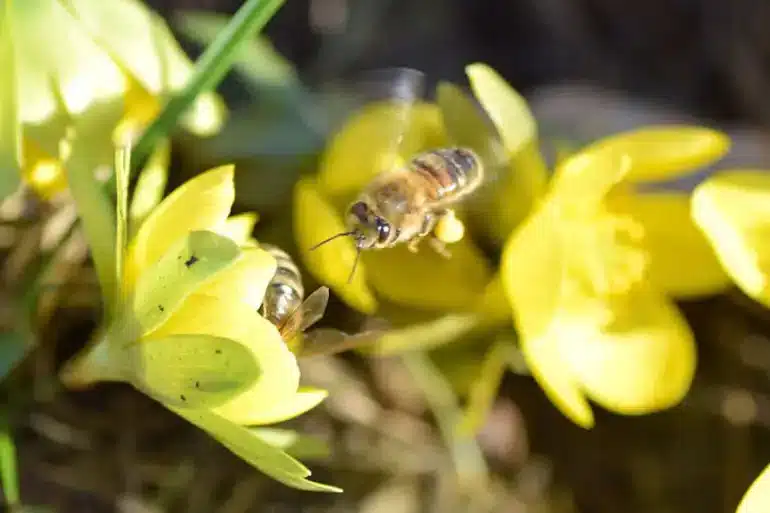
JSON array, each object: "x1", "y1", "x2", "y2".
[
  {"x1": 737, "y1": 464, "x2": 770, "y2": 513},
  {"x1": 470, "y1": 64, "x2": 731, "y2": 428},
  {"x1": 0, "y1": 0, "x2": 226, "y2": 200},
  {"x1": 294, "y1": 101, "x2": 494, "y2": 315},
  {"x1": 692, "y1": 170, "x2": 770, "y2": 308},
  {"x1": 60, "y1": 162, "x2": 337, "y2": 491}
]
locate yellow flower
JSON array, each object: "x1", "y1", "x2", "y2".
[
  {"x1": 469, "y1": 64, "x2": 731, "y2": 428},
  {"x1": 0, "y1": 0, "x2": 226, "y2": 200},
  {"x1": 737, "y1": 464, "x2": 770, "y2": 513},
  {"x1": 60, "y1": 161, "x2": 337, "y2": 491},
  {"x1": 692, "y1": 170, "x2": 770, "y2": 308}
]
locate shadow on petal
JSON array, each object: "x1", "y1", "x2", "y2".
[{"x1": 362, "y1": 238, "x2": 492, "y2": 311}]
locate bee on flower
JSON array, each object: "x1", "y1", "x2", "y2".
[{"x1": 59, "y1": 149, "x2": 338, "y2": 492}]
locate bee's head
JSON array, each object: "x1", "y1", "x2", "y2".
[{"x1": 347, "y1": 201, "x2": 392, "y2": 250}]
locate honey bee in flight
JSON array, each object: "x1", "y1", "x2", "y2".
[
  {"x1": 261, "y1": 243, "x2": 383, "y2": 356},
  {"x1": 310, "y1": 68, "x2": 502, "y2": 281}
]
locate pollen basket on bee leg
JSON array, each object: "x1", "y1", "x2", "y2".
[{"x1": 434, "y1": 210, "x2": 465, "y2": 243}]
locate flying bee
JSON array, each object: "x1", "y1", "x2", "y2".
[
  {"x1": 309, "y1": 67, "x2": 506, "y2": 281},
  {"x1": 260, "y1": 243, "x2": 385, "y2": 356}
]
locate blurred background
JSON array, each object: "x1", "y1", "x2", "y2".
[{"x1": 7, "y1": 0, "x2": 770, "y2": 512}]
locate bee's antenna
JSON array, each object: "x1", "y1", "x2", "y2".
[
  {"x1": 309, "y1": 231, "x2": 356, "y2": 251},
  {"x1": 347, "y1": 247, "x2": 361, "y2": 284}
]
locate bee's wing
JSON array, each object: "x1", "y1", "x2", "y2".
[
  {"x1": 316, "y1": 67, "x2": 428, "y2": 171},
  {"x1": 299, "y1": 328, "x2": 385, "y2": 358},
  {"x1": 277, "y1": 286, "x2": 331, "y2": 341}
]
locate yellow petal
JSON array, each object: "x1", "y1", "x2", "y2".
[
  {"x1": 293, "y1": 177, "x2": 377, "y2": 314},
  {"x1": 465, "y1": 63, "x2": 537, "y2": 158},
  {"x1": 148, "y1": 293, "x2": 299, "y2": 424},
  {"x1": 501, "y1": 205, "x2": 565, "y2": 342},
  {"x1": 245, "y1": 387, "x2": 328, "y2": 426},
  {"x1": 738, "y1": 464, "x2": 770, "y2": 513},
  {"x1": 579, "y1": 126, "x2": 730, "y2": 183},
  {"x1": 362, "y1": 237, "x2": 492, "y2": 311},
  {"x1": 609, "y1": 192, "x2": 730, "y2": 298},
  {"x1": 218, "y1": 212, "x2": 259, "y2": 245},
  {"x1": 520, "y1": 329, "x2": 594, "y2": 428},
  {"x1": 317, "y1": 101, "x2": 446, "y2": 201},
  {"x1": 128, "y1": 165, "x2": 234, "y2": 283},
  {"x1": 692, "y1": 171, "x2": 770, "y2": 307},
  {"x1": 197, "y1": 246, "x2": 277, "y2": 310},
  {"x1": 560, "y1": 287, "x2": 696, "y2": 415}
]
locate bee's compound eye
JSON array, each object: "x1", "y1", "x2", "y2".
[
  {"x1": 350, "y1": 201, "x2": 368, "y2": 220},
  {"x1": 375, "y1": 218, "x2": 391, "y2": 243}
]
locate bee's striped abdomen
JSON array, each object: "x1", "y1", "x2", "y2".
[
  {"x1": 261, "y1": 244, "x2": 304, "y2": 327},
  {"x1": 409, "y1": 147, "x2": 483, "y2": 203}
]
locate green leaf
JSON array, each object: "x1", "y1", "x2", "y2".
[
  {"x1": 456, "y1": 340, "x2": 514, "y2": 436},
  {"x1": 402, "y1": 353, "x2": 488, "y2": 487},
  {"x1": 367, "y1": 314, "x2": 480, "y2": 355},
  {"x1": 0, "y1": 331, "x2": 32, "y2": 382},
  {"x1": 65, "y1": 109, "x2": 121, "y2": 321},
  {"x1": 249, "y1": 428, "x2": 331, "y2": 460},
  {"x1": 170, "y1": 406, "x2": 342, "y2": 492},
  {"x1": 125, "y1": 334, "x2": 260, "y2": 409},
  {"x1": 128, "y1": 138, "x2": 169, "y2": 237},
  {"x1": 132, "y1": 0, "x2": 285, "y2": 172},
  {"x1": 0, "y1": 1, "x2": 21, "y2": 201},
  {"x1": 0, "y1": 414, "x2": 19, "y2": 507},
  {"x1": 132, "y1": 230, "x2": 239, "y2": 335}
]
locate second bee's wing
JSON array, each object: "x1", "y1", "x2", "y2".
[
  {"x1": 277, "y1": 286, "x2": 331, "y2": 341},
  {"x1": 316, "y1": 67, "x2": 428, "y2": 173},
  {"x1": 299, "y1": 328, "x2": 385, "y2": 358}
]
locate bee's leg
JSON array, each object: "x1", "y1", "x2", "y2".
[
  {"x1": 408, "y1": 212, "x2": 437, "y2": 253},
  {"x1": 428, "y1": 236, "x2": 451, "y2": 258}
]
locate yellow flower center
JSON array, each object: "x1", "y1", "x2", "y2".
[{"x1": 552, "y1": 201, "x2": 649, "y2": 322}]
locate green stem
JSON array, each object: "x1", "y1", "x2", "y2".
[
  {"x1": 0, "y1": 414, "x2": 19, "y2": 507},
  {"x1": 131, "y1": 0, "x2": 285, "y2": 172},
  {"x1": 401, "y1": 352, "x2": 488, "y2": 488}
]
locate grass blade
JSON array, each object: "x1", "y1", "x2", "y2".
[
  {"x1": 131, "y1": 0, "x2": 285, "y2": 171},
  {"x1": 0, "y1": 414, "x2": 19, "y2": 507}
]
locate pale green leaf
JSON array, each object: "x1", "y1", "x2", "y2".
[
  {"x1": 124, "y1": 334, "x2": 260, "y2": 409},
  {"x1": 0, "y1": 1, "x2": 20, "y2": 201},
  {"x1": 368, "y1": 314, "x2": 480, "y2": 355},
  {"x1": 115, "y1": 146, "x2": 130, "y2": 308},
  {"x1": 457, "y1": 340, "x2": 514, "y2": 436},
  {"x1": 171, "y1": 406, "x2": 342, "y2": 492},
  {"x1": 66, "y1": 111, "x2": 121, "y2": 320},
  {"x1": 249, "y1": 428, "x2": 331, "y2": 460},
  {"x1": 132, "y1": 230, "x2": 239, "y2": 335},
  {"x1": 128, "y1": 138, "x2": 170, "y2": 236}
]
